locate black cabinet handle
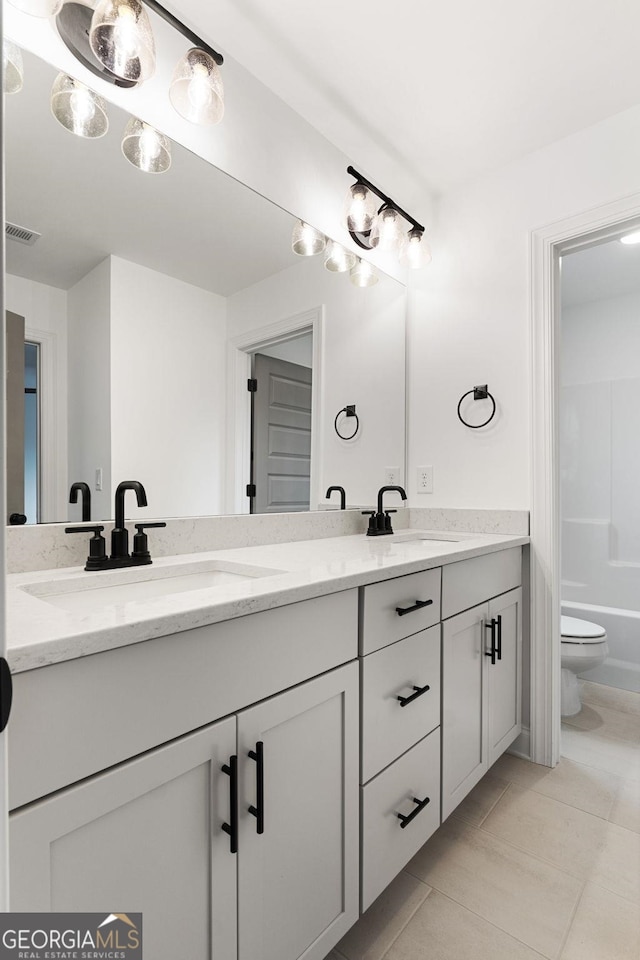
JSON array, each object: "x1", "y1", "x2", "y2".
[
  {"x1": 0, "y1": 657, "x2": 13, "y2": 733},
  {"x1": 496, "y1": 614, "x2": 503, "y2": 661},
  {"x1": 221, "y1": 755, "x2": 238, "y2": 854},
  {"x1": 395, "y1": 599, "x2": 433, "y2": 617},
  {"x1": 397, "y1": 683, "x2": 431, "y2": 707},
  {"x1": 484, "y1": 619, "x2": 497, "y2": 665},
  {"x1": 248, "y1": 741, "x2": 264, "y2": 835},
  {"x1": 397, "y1": 795, "x2": 431, "y2": 829}
]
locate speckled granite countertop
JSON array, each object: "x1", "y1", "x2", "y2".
[{"x1": 6, "y1": 530, "x2": 528, "y2": 673}]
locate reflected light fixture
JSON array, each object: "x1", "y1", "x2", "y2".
[
  {"x1": 170, "y1": 47, "x2": 224, "y2": 125},
  {"x1": 7, "y1": 0, "x2": 61, "y2": 17},
  {"x1": 90, "y1": 0, "x2": 156, "y2": 83},
  {"x1": 324, "y1": 240, "x2": 356, "y2": 273},
  {"x1": 620, "y1": 230, "x2": 640, "y2": 245},
  {"x1": 121, "y1": 117, "x2": 171, "y2": 173},
  {"x1": 3, "y1": 40, "x2": 24, "y2": 94},
  {"x1": 350, "y1": 259, "x2": 378, "y2": 288},
  {"x1": 344, "y1": 166, "x2": 429, "y2": 268},
  {"x1": 291, "y1": 220, "x2": 326, "y2": 256},
  {"x1": 51, "y1": 73, "x2": 109, "y2": 138}
]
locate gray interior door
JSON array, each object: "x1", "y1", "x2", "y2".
[
  {"x1": 6, "y1": 311, "x2": 25, "y2": 521},
  {"x1": 253, "y1": 353, "x2": 312, "y2": 513}
]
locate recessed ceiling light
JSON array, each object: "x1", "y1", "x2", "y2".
[{"x1": 619, "y1": 230, "x2": 640, "y2": 245}]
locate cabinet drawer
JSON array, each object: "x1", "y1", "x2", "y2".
[
  {"x1": 441, "y1": 548, "x2": 521, "y2": 620},
  {"x1": 362, "y1": 625, "x2": 440, "y2": 783},
  {"x1": 361, "y1": 728, "x2": 440, "y2": 911},
  {"x1": 360, "y1": 568, "x2": 441, "y2": 655}
]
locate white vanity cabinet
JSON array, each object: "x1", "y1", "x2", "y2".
[
  {"x1": 441, "y1": 550, "x2": 522, "y2": 820},
  {"x1": 8, "y1": 593, "x2": 360, "y2": 960}
]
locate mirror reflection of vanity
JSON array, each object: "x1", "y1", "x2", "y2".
[{"x1": 4, "y1": 48, "x2": 406, "y2": 525}]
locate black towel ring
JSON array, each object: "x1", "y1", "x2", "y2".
[
  {"x1": 334, "y1": 404, "x2": 360, "y2": 440},
  {"x1": 457, "y1": 385, "x2": 496, "y2": 429}
]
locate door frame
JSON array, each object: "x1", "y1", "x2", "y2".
[
  {"x1": 226, "y1": 307, "x2": 323, "y2": 515},
  {"x1": 529, "y1": 192, "x2": 640, "y2": 766},
  {"x1": 24, "y1": 326, "x2": 62, "y2": 523}
]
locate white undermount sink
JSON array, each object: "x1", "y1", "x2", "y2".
[{"x1": 20, "y1": 558, "x2": 285, "y2": 614}]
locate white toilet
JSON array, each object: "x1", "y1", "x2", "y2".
[{"x1": 561, "y1": 615, "x2": 609, "y2": 716}]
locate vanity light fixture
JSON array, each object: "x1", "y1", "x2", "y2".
[
  {"x1": 7, "y1": 0, "x2": 61, "y2": 17},
  {"x1": 324, "y1": 239, "x2": 357, "y2": 273},
  {"x1": 121, "y1": 116, "x2": 171, "y2": 172},
  {"x1": 291, "y1": 220, "x2": 326, "y2": 256},
  {"x1": 51, "y1": 72, "x2": 109, "y2": 138},
  {"x1": 170, "y1": 47, "x2": 224, "y2": 125},
  {"x1": 345, "y1": 166, "x2": 429, "y2": 268},
  {"x1": 620, "y1": 230, "x2": 640, "y2": 245},
  {"x1": 90, "y1": 0, "x2": 155, "y2": 84},
  {"x1": 3, "y1": 39, "x2": 24, "y2": 94},
  {"x1": 350, "y1": 258, "x2": 378, "y2": 287}
]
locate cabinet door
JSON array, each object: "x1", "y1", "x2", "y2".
[
  {"x1": 441, "y1": 603, "x2": 488, "y2": 820},
  {"x1": 10, "y1": 717, "x2": 237, "y2": 960},
  {"x1": 487, "y1": 587, "x2": 522, "y2": 766},
  {"x1": 237, "y1": 661, "x2": 359, "y2": 960}
]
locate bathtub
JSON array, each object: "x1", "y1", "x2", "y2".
[{"x1": 562, "y1": 601, "x2": 640, "y2": 692}]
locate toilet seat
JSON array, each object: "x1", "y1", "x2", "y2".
[{"x1": 561, "y1": 615, "x2": 606, "y2": 643}]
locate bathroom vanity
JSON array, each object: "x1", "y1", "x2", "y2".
[{"x1": 5, "y1": 531, "x2": 527, "y2": 960}]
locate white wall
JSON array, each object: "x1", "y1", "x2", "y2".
[
  {"x1": 67, "y1": 259, "x2": 112, "y2": 521},
  {"x1": 4, "y1": 273, "x2": 68, "y2": 520},
  {"x1": 109, "y1": 257, "x2": 227, "y2": 519},
  {"x1": 228, "y1": 256, "x2": 406, "y2": 507},
  {"x1": 561, "y1": 289, "x2": 640, "y2": 610},
  {"x1": 407, "y1": 102, "x2": 640, "y2": 509}
]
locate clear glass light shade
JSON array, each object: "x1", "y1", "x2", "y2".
[
  {"x1": 90, "y1": 0, "x2": 156, "y2": 83},
  {"x1": 170, "y1": 48, "x2": 224, "y2": 125},
  {"x1": 291, "y1": 220, "x2": 326, "y2": 256},
  {"x1": 343, "y1": 182, "x2": 377, "y2": 233},
  {"x1": 51, "y1": 73, "x2": 109, "y2": 138},
  {"x1": 3, "y1": 40, "x2": 24, "y2": 94},
  {"x1": 368, "y1": 206, "x2": 404, "y2": 252},
  {"x1": 121, "y1": 117, "x2": 171, "y2": 173},
  {"x1": 350, "y1": 259, "x2": 378, "y2": 288},
  {"x1": 7, "y1": 0, "x2": 62, "y2": 17},
  {"x1": 620, "y1": 230, "x2": 640, "y2": 245},
  {"x1": 399, "y1": 228, "x2": 432, "y2": 269},
  {"x1": 324, "y1": 240, "x2": 356, "y2": 273}
]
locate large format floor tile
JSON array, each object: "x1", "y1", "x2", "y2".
[
  {"x1": 609, "y1": 776, "x2": 640, "y2": 834},
  {"x1": 560, "y1": 882, "x2": 640, "y2": 960},
  {"x1": 561, "y1": 724, "x2": 640, "y2": 781},
  {"x1": 563, "y1": 702, "x2": 640, "y2": 744},
  {"x1": 450, "y1": 773, "x2": 510, "y2": 826},
  {"x1": 384, "y1": 889, "x2": 547, "y2": 960},
  {"x1": 406, "y1": 817, "x2": 582, "y2": 959},
  {"x1": 579, "y1": 680, "x2": 640, "y2": 718},
  {"x1": 335, "y1": 871, "x2": 431, "y2": 960},
  {"x1": 491, "y1": 752, "x2": 618, "y2": 819}
]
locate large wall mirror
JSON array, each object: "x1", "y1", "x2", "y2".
[{"x1": 4, "y1": 49, "x2": 406, "y2": 524}]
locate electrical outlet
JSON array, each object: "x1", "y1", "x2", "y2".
[
  {"x1": 95, "y1": 468, "x2": 103, "y2": 492},
  {"x1": 417, "y1": 465, "x2": 433, "y2": 494},
  {"x1": 385, "y1": 466, "x2": 401, "y2": 485}
]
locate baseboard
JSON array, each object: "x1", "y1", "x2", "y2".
[{"x1": 507, "y1": 726, "x2": 531, "y2": 761}]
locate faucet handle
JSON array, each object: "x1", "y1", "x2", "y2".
[
  {"x1": 65, "y1": 525, "x2": 107, "y2": 570},
  {"x1": 132, "y1": 522, "x2": 167, "y2": 561},
  {"x1": 361, "y1": 510, "x2": 377, "y2": 535}
]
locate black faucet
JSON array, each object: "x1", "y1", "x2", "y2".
[
  {"x1": 111, "y1": 480, "x2": 148, "y2": 560},
  {"x1": 69, "y1": 481, "x2": 91, "y2": 522},
  {"x1": 326, "y1": 485, "x2": 346, "y2": 510},
  {"x1": 363, "y1": 485, "x2": 407, "y2": 536}
]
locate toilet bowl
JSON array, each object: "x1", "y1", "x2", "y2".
[{"x1": 561, "y1": 616, "x2": 609, "y2": 717}]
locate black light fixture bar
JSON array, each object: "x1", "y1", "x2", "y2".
[
  {"x1": 347, "y1": 165, "x2": 424, "y2": 233},
  {"x1": 143, "y1": 0, "x2": 224, "y2": 65}
]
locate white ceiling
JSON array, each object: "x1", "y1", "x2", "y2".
[
  {"x1": 177, "y1": 0, "x2": 640, "y2": 197},
  {"x1": 561, "y1": 237, "x2": 640, "y2": 307},
  {"x1": 5, "y1": 50, "x2": 298, "y2": 295}
]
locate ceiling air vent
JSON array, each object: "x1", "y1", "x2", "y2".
[{"x1": 5, "y1": 222, "x2": 41, "y2": 246}]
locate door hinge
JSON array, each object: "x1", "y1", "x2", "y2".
[
  {"x1": 246, "y1": 483, "x2": 256, "y2": 498},
  {"x1": 0, "y1": 656, "x2": 13, "y2": 733},
  {"x1": 247, "y1": 378, "x2": 257, "y2": 392}
]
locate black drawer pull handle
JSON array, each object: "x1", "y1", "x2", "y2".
[
  {"x1": 395, "y1": 599, "x2": 433, "y2": 617},
  {"x1": 248, "y1": 741, "x2": 264, "y2": 835},
  {"x1": 221, "y1": 755, "x2": 238, "y2": 854},
  {"x1": 397, "y1": 683, "x2": 431, "y2": 707},
  {"x1": 496, "y1": 614, "x2": 503, "y2": 661},
  {"x1": 397, "y1": 795, "x2": 431, "y2": 828},
  {"x1": 484, "y1": 619, "x2": 497, "y2": 665}
]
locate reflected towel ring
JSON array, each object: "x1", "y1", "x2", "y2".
[
  {"x1": 457, "y1": 384, "x2": 496, "y2": 429},
  {"x1": 334, "y1": 404, "x2": 360, "y2": 440}
]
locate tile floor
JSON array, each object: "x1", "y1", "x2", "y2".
[{"x1": 325, "y1": 679, "x2": 640, "y2": 960}]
